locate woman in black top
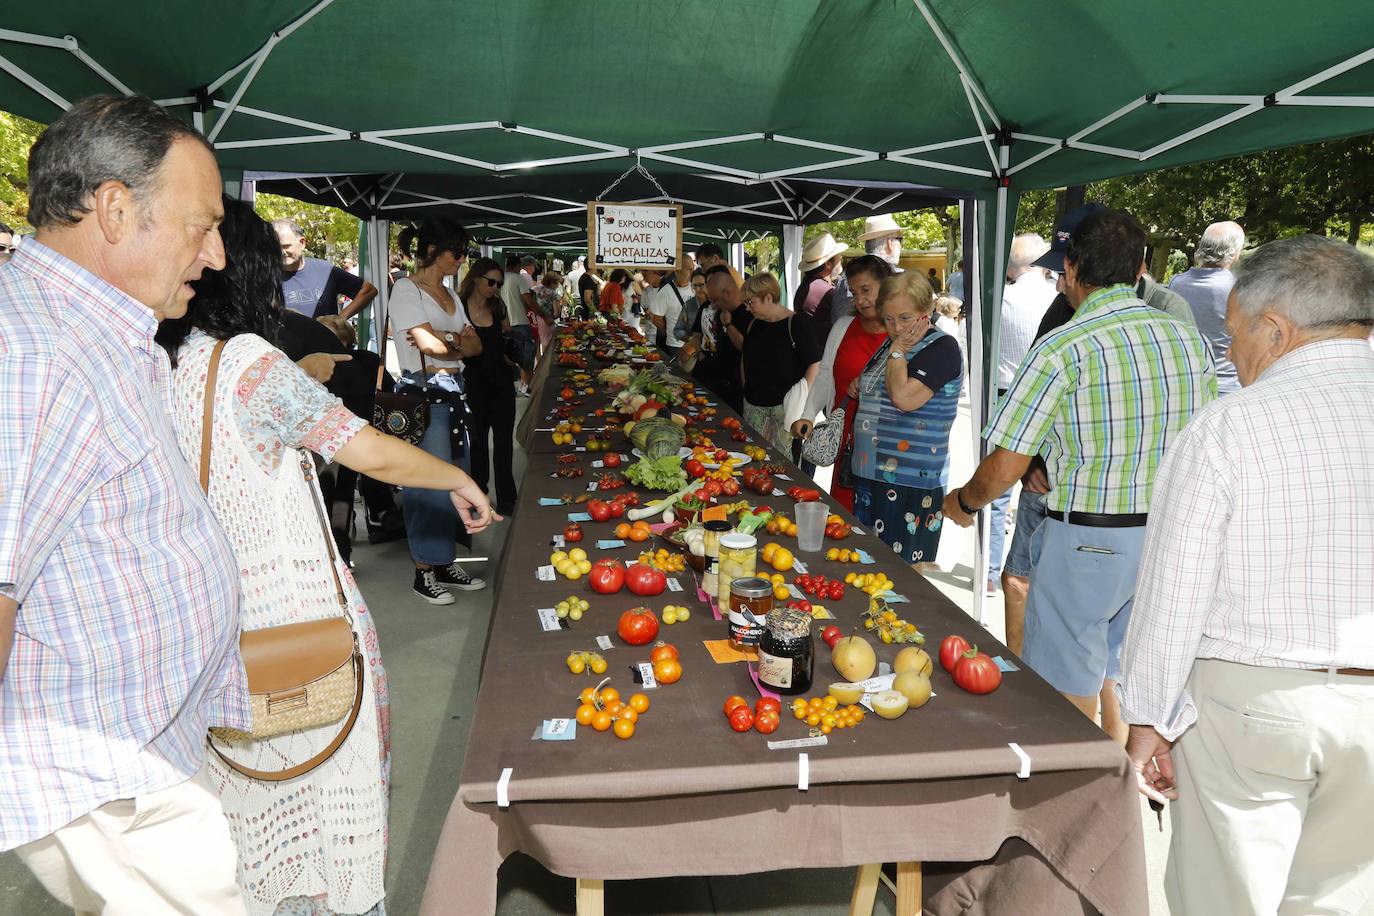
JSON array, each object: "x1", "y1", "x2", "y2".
[
  {"x1": 458, "y1": 257, "x2": 518, "y2": 514},
  {"x1": 739, "y1": 271, "x2": 822, "y2": 454}
]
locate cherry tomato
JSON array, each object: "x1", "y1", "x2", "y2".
[
  {"x1": 613, "y1": 718, "x2": 636, "y2": 739},
  {"x1": 940, "y1": 634, "x2": 973, "y2": 673},
  {"x1": 651, "y1": 643, "x2": 680, "y2": 664},
  {"x1": 755, "y1": 697, "x2": 781, "y2": 716},
  {"x1": 608, "y1": 500, "x2": 625, "y2": 518},
  {"x1": 592, "y1": 710, "x2": 613, "y2": 732},
  {"x1": 575, "y1": 703, "x2": 596, "y2": 726},
  {"x1": 628, "y1": 693, "x2": 651, "y2": 713},
  {"x1": 653, "y1": 657, "x2": 683, "y2": 685},
  {"x1": 728, "y1": 706, "x2": 755, "y2": 732},
  {"x1": 754, "y1": 709, "x2": 780, "y2": 734},
  {"x1": 826, "y1": 581, "x2": 845, "y2": 600},
  {"x1": 704, "y1": 479, "x2": 723, "y2": 498},
  {"x1": 723, "y1": 695, "x2": 749, "y2": 717},
  {"x1": 684, "y1": 458, "x2": 707, "y2": 479}
]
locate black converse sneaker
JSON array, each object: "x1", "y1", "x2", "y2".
[
  {"x1": 413, "y1": 568, "x2": 455, "y2": 605},
  {"x1": 435, "y1": 562, "x2": 486, "y2": 591}
]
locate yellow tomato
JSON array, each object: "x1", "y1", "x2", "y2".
[{"x1": 770, "y1": 547, "x2": 795, "y2": 572}]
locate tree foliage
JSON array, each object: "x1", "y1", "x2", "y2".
[
  {"x1": 252, "y1": 192, "x2": 361, "y2": 259},
  {"x1": 0, "y1": 111, "x2": 44, "y2": 230}
]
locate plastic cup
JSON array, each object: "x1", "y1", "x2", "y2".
[{"x1": 794, "y1": 501, "x2": 828, "y2": 553}]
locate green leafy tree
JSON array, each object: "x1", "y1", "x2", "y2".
[
  {"x1": 0, "y1": 111, "x2": 44, "y2": 230},
  {"x1": 253, "y1": 192, "x2": 361, "y2": 260}
]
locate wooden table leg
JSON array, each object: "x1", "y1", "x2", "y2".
[
  {"x1": 576, "y1": 877, "x2": 604, "y2": 916},
  {"x1": 848, "y1": 862, "x2": 882, "y2": 916},
  {"x1": 895, "y1": 861, "x2": 922, "y2": 916}
]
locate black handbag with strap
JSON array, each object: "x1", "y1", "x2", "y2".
[{"x1": 371, "y1": 350, "x2": 430, "y2": 446}]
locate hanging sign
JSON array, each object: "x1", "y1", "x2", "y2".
[{"x1": 587, "y1": 201, "x2": 682, "y2": 272}]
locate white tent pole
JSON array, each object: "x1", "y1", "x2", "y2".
[
  {"x1": 365, "y1": 216, "x2": 390, "y2": 355},
  {"x1": 207, "y1": 0, "x2": 336, "y2": 94},
  {"x1": 1280, "y1": 96, "x2": 1374, "y2": 107},
  {"x1": 1141, "y1": 101, "x2": 1265, "y2": 160},
  {"x1": 758, "y1": 155, "x2": 879, "y2": 181},
  {"x1": 886, "y1": 153, "x2": 994, "y2": 178},
  {"x1": 0, "y1": 50, "x2": 69, "y2": 110},
  {"x1": 1276, "y1": 44, "x2": 1374, "y2": 100},
  {"x1": 965, "y1": 196, "x2": 986, "y2": 625},
  {"x1": 961, "y1": 74, "x2": 1001, "y2": 172},
  {"x1": 207, "y1": 33, "x2": 279, "y2": 143},
  {"x1": 729, "y1": 242, "x2": 746, "y2": 275},
  {"x1": 216, "y1": 134, "x2": 349, "y2": 150},
  {"x1": 891, "y1": 135, "x2": 993, "y2": 156},
  {"x1": 910, "y1": 0, "x2": 1001, "y2": 127},
  {"x1": 365, "y1": 121, "x2": 501, "y2": 138},
  {"x1": 781, "y1": 224, "x2": 803, "y2": 305}
]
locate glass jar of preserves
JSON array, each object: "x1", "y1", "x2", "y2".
[
  {"x1": 728, "y1": 576, "x2": 773, "y2": 650},
  {"x1": 716, "y1": 533, "x2": 757, "y2": 610},
  {"x1": 757, "y1": 608, "x2": 814, "y2": 695},
  {"x1": 701, "y1": 520, "x2": 733, "y2": 599}
]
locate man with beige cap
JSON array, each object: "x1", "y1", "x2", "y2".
[
  {"x1": 795, "y1": 232, "x2": 848, "y2": 340},
  {"x1": 832, "y1": 213, "x2": 905, "y2": 321}
]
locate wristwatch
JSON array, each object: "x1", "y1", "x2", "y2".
[
  {"x1": 443, "y1": 332, "x2": 456, "y2": 344},
  {"x1": 889, "y1": 349, "x2": 905, "y2": 360}
]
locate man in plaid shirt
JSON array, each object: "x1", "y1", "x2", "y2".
[
  {"x1": 944, "y1": 209, "x2": 1215, "y2": 739},
  {"x1": 0, "y1": 96, "x2": 248, "y2": 913}
]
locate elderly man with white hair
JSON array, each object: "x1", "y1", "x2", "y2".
[
  {"x1": 1169, "y1": 220, "x2": 1246, "y2": 393},
  {"x1": 1120, "y1": 234, "x2": 1374, "y2": 915}
]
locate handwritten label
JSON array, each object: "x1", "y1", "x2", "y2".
[
  {"x1": 587, "y1": 482, "x2": 599, "y2": 491},
  {"x1": 551, "y1": 534, "x2": 565, "y2": 549},
  {"x1": 541, "y1": 718, "x2": 576, "y2": 741},
  {"x1": 792, "y1": 560, "x2": 809, "y2": 574},
  {"x1": 591, "y1": 460, "x2": 604, "y2": 468},
  {"x1": 574, "y1": 446, "x2": 587, "y2": 452},
  {"x1": 537, "y1": 607, "x2": 561, "y2": 631},
  {"x1": 856, "y1": 549, "x2": 876, "y2": 565},
  {"x1": 596, "y1": 635, "x2": 613, "y2": 650},
  {"x1": 666, "y1": 577, "x2": 683, "y2": 592},
  {"x1": 536, "y1": 565, "x2": 556, "y2": 582},
  {"x1": 636, "y1": 662, "x2": 658, "y2": 689},
  {"x1": 785, "y1": 583, "x2": 803, "y2": 598},
  {"x1": 767, "y1": 735, "x2": 829, "y2": 750}
]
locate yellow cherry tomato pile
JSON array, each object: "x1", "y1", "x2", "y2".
[
  {"x1": 661, "y1": 604, "x2": 692, "y2": 624},
  {"x1": 790, "y1": 695, "x2": 865, "y2": 734},
  {"x1": 824, "y1": 547, "x2": 865, "y2": 564},
  {"x1": 555, "y1": 596, "x2": 590, "y2": 620},
  {"x1": 637, "y1": 547, "x2": 686, "y2": 573},
  {"x1": 846, "y1": 571, "x2": 894, "y2": 596},
  {"x1": 550, "y1": 548, "x2": 591, "y2": 580},
  {"x1": 565, "y1": 650, "x2": 608, "y2": 675},
  {"x1": 575, "y1": 682, "x2": 651, "y2": 740}
]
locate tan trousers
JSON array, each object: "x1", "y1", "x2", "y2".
[
  {"x1": 14, "y1": 764, "x2": 247, "y2": 916},
  {"x1": 1167, "y1": 659, "x2": 1374, "y2": 915}
]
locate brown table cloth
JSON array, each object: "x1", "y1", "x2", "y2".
[{"x1": 422, "y1": 331, "x2": 1147, "y2": 915}]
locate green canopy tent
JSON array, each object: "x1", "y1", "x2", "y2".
[{"x1": 3, "y1": 0, "x2": 1373, "y2": 619}]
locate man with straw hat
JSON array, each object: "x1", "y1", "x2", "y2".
[
  {"x1": 795, "y1": 232, "x2": 848, "y2": 341},
  {"x1": 833, "y1": 214, "x2": 905, "y2": 321}
]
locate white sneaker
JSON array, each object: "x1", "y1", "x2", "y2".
[
  {"x1": 436, "y1": 562, "x2": 486, "y2": 591},
  {"x1": 413, "y1": 568, "x2": 456, "y2": 605}
]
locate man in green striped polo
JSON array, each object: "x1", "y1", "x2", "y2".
[{"x1": 944, "y1": 209, "x2": 1215, "y2": 740}]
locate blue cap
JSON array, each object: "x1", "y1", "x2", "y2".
[{"x1": 1032, "y1": 203, "x2": 1109, "y2": 272}]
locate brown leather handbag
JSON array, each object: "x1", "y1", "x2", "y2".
[
  {"x1": 200, "y1": 339, "x2": 365, "y2": 782},
  {"x1": 371, "y1": 351, "x2": 430, "y2": 445}
]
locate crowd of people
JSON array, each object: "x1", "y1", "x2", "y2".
[{"x1": 2, "y1": 93, "x2": 1371, "y2": 916}]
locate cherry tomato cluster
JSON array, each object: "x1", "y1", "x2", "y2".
[
  {"x1": 723, "y1": 695, "x2": 781, "y2": 734},
  {"x1": 939, "y1": 635, "x2": 1003, "y2": 694},
  {"x1": 575, "y1": 682, "x2": 650, "y2": 740},
  {"x1": 554, "y1": 467, "x2": 584, "y2": 479},
  {"x1": 825, "y1": 516, "x2": 853, "y2": 539},
  {"x1": 565, "y1": 649, "x2": 606, "y2": 674},
  {"x1": 556, "y1": 453, "x2": 580, "y2": 464},
  {"x1": 594, "y1": 474, "x2": 627, "y2": 491},
  {"x1": 795, "y1": 573, "x2": 846, "y2": 602},
  {"x1": 791, "y1": 695, "x2": 865, "y2": 733}
]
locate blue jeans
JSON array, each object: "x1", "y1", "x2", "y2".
[
  {"x1": 399, "y1": 372, "x2": 471, "y2": 566},
  {"x1": 987, "y1": 490, "x2": 1010, "y2": 580},
  {"x1": 1003, "y1": 489, "x2": 1048, "y2": 578}
]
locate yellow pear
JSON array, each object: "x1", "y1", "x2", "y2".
[
  {"x1": 892, "y1": 670, "x2": 932, "y2": 708},
  {"x1": 831, "y1": 636, "x2": 877, "y2": 682},
  {"x1": 893, "y1": 646, "x2": 934, "y2": 678}
]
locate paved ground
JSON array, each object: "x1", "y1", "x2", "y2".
[{"x1": 0, "y1": 392, "x2": 1172, "y2": 915}]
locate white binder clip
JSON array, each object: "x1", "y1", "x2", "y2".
[
  {"x1": 1008, "y1": 742, "x2": 1031, "y2": 779},
  {"x1": 497, "y1": 767, "x2": 513, "y2": 808}
]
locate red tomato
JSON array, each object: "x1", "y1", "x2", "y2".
[
  {"x1": 587, "y1": 558, "x2": 625, "y2": 594},
  {"x1": 713, "y1": 448, "x2": 729, "y2": 462},
  {"x1": 684, "y1": 459, "x2": 707, "y2": 479},
  {"x1": 563, "y1": 522, "x2": 583, "y2": 543},
  {"x1": 723, "y1": 695, "x2": 749, "y2": 717},
  {"x1": 821, "y1": 625, "x2": 842, "y2": 648},
  {"x1": 603, "y1": 452, "x2": 622, "y2": 469},
  {"x1": 728, "y1": 706, "x2": 755, "y2": 732},
  {"x1": 624, "y1": 562, "x2": 667, "y2": 597},
  {"x1": 721, "y1": 478, "x2": 741, "y2": 497},
  {"x1": 652, "y1": 656, "x2": 682, "y2": 684},
  {"x1": 755, "y1": 696, "x2": 781, "y2": 716},
  {"x1": 608, "y1": 500, "x2": 625, "y2": 518},
  {"x1": 616, "y1": 607, "x2": 660, "y2": 645},
  {"x1": 826, "y1": 581, "x2": 845, "y2": 600},
  {"x1": 650, "y1": 643, "x2": 679, "y2": 664},
  {"x1": 704, "y1": 479, "x2": 723, "y2": 498},
  {"x1": 754, "y1": 709, "x2": 780, "y2": 734},
  {"x1": 939, "y1": 634, "x2": 973, "y2": 673},
  {"x1": 694, "y1": 488, "x2": 711, "y2": 503},
  {"x1": 588, "y1": 500, "x2": 612, "y2": 523},
  {"x1": 953, "y1": 651, "x2": 1003, "y2": 694}
]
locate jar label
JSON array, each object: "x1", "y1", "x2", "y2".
[
  {"x1": 727, "y1": 610, "x2": 765, "y2": 646},
  {"x1": 758, "y1": 650, "x2": 792, "y2": 689}
]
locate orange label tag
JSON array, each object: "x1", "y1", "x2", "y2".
[
  {"x1": 701, "y1": 506, "x2": 729, "y2": 523},
  {"x1": 702, "y1": 639, "x2": 759, "y2": 664}
]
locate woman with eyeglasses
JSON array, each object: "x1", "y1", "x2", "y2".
[
  {"x1": 458, "y1": 257, "x2": 519, "y2": 515},
  {"x1": 390, "y1": 216, "x2": 489, "y2": 603},
  {"x1": 848, "y1": 271, "x2": 962, "y2": 568}
]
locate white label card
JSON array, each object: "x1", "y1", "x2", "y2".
[
  {"x1": 596, "y1": 635, "x2": 613, "y2": 650},
  {"x1": 637, "y1": 662, "x2": 658, "y2": 689},
  {"x1": 536, "y1": 565, "x2": 556, "y2": 582},
  {"x1": 792, "y1": 560, "x2": 808, "y2": 574},
  {"x1": 552, "y1": 535, "x2": 565, "y2": 549},
  {"x1": 537, "y1": 608, "x2": 561, "y2": 631},
  {"x1": 767, "y1": 735, "x2": 829, "y2": 750},
  {"x1": 591, "y1": 460, "x2": 604, "y2": 468},
  {"x1": 666, "y1": 578, "x2": 683, "y2": 592}
]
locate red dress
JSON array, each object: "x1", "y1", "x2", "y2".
[{"x1": 828, "y1": 319, "x2": 889, "y2": 511}]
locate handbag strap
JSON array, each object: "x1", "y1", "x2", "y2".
[
  {"x1": 200, "y1": 338, "x2": 352, "y2": 617},
  {"x1": 208, "y1": 644, "x2": 364, "y2": 782}
]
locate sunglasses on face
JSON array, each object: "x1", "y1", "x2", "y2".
[
  {"x1": 483, "y1": 275, "x2": 504, "y2": 288},
  {"x1": 0, "y1": 245, "x2": 14, "y2": 254}
]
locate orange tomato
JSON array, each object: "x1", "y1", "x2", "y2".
[
  {"x1": 650, "y1": 643, "x2": 679, "y2": 664},
  {"x1": 592, "y1": 710, "x2": 613, "y2": 732},
  {"x1": 723, "y1": 695, "x2": 748, "y2": 717},
  {"x1": 604, "y1": 701, "x2": 624, "y2": 717},
  {"x1": 628, "y1": 693, "x2": 651, "y2": 713},
  {"x1": 575, "y1": 703, "x2": 596, "y2": 726},
  {"x1": 579, "y1": 686, "x2": 597, "y2": 704},
  {"x1": 653, "y1": 657, "x2": 683, "y2": 685},
  {"x1": 598, "y1": 687, "x2": 620, "y2": 705},
  {"x1": 617, "y1": 707, "x2": 638, "y2": 724},
  {"x1": 628, "y1": 527, "x2": 649, "y2": 542},
  {"x1": 613, "y1": 718, "x2": 636, "y2": 739},
  {"x1": 614, "y1": 522, "x2": 632, "y2": 539}
]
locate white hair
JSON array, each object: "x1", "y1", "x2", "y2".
[
  {"x1": 1233, "y1": 235, "x2": 1374, "y2": 329},
  {"x1": 1194, "y1": 221, "x2": 1245, "y2": 268},
  {"x1": 1007, "y1": 233, "x2": 1049, "y2": 276}
]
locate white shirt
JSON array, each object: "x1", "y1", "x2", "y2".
[
  {"x1": 388, "y1": 277, "x2": 469, "y2": 373},
  {"x1": 500, "y1": 269, "x2": 532, "y2": 326},
  {"x1": 650, "y1": 282, "x2": 692, "y2": 347},
  {"x1": 997, "y1": 269, "x2": 1058, "y2": 387},
  {"x1": 1118, "y1": 339, "x2": 1374, "y2": 741}
]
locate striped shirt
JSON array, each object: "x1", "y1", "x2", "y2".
[
  {"x1": 985, "y1": 284, "x2": 1215, "y2": 514},
  {"x1": 0, "y1": 241, "x2": 246, "y2": 850},
  {"x1": 1118, "y1": 340, "x2": 1374, "y2": 739}
]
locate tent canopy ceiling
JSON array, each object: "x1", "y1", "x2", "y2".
[{"x1": 2, "y1": 1, "x2": 1372, "y2": 204}]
